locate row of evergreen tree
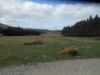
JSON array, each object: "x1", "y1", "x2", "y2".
[
  {"x1": 62, "y1": 15, "x2": 100, "y2": 37},
  {"x1": 0, "y1": 27, "x2": 41, "y2": 36}
]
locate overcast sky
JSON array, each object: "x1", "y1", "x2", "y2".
[{"x1": 0, "y1": 0, "x2": 100, "y2": 30}]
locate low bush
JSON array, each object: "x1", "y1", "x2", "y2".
[{"x1": 58, "y1": 47, "x2": 79, "y2": 56}]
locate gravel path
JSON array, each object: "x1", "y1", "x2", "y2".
[{"x1": 0, "y1": 59, "x2": 100, "y2": 75}]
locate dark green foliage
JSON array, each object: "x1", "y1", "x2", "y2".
[
  {"x1": 1, "y1": 27, "x2": 41, "y2": 36},
  {"x1": 0, "y1": 27, "x2": 2, "y2": 33},
  {"x1": 62, "y1": 15, "x2": 100, "y2": 37}
]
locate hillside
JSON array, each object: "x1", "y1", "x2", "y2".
[
  {"x1": 0, "y1": 23, "x2": 61, "y2": 35},
  {"x1": 0, "y1": 23, "x2": 10, "y2": 29}
]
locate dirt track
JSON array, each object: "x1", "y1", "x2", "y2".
[{"x1": 0, "y1": 59, "x2": 100, "y2": 75}]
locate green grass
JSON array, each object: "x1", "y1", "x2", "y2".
[{"x1": 0, "y1": 35, "x2": 100, "y2": 67}]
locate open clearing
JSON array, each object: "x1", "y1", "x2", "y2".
[
  {"x1": 0, "y1": 35, "x2": 100, "y2": 67},
  {"x1": 0, "y1": 59, "x2": 100, "y2": 75}
]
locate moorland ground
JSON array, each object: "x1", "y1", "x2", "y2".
[{"x1": 0, "y1": 34, "x2": 100, "y2": 67}]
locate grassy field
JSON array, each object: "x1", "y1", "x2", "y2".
[{"x1": 0, "y1": 34, "x2": 100, "y2": 67}]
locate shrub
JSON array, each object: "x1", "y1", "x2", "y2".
[
  {"x1": 58, "y1": 48, "x2": 79, "y2": 56},
  {"x1": 24, "y1": 40, "x2": 44, "y2": 45}
]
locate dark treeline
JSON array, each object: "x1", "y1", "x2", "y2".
[
  {"x1": 62, "y1": 15, "x2": 100, "y2": 37},
  {"x1": 0, "y1": 27, "x2": 41, "y2": 36}
]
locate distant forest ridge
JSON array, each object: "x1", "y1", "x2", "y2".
[
  {"x1": 0, "y1": 23, "x2": 44, "y2": 36},
  {"x1": 0, "y1": 23, "x2": 60, "y2": 36},
  {"x1": 62, "y1": 15, "x2": 100, "y2": 37}
]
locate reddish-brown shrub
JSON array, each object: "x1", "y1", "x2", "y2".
[{"x1": 58, "y1": 48, "x2": 79, "y2": 56}]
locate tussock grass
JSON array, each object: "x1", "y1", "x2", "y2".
[
  {"x1": 94, "y1": 37, "x2": 100, "y2": 40},
  {"x1": 58, "y1": 48, "x2": 79, "y2": 56}
]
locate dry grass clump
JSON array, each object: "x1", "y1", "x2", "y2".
[
  {"x1": 94, "y1": 37, "x2": 100, "y2": 40},
  {"x1": 24, "y1": 40, "x2": 44, "y2": 45},
  {"x1": 58, "y1": 47, "x2": 79, "y2": 56}
]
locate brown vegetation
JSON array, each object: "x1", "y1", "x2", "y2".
[{"x1": 58, "y1": 48, "x2": 79, "y2": 56}]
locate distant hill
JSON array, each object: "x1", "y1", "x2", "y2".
[
  {"x1": 0, "y1": 23, "x2": 61, "y2": 35},
  {"x1": 0, "y1": 23, "x2": 50, "y2": 33},
  {"x1": 31, "y1": 29, "x2": 51, "y2": 34},
  {"x1": 0, "y1": 23, "x2": 10, "y2": 29},
  {"x1": 31, "y1": 29, "x2": 61, "y2": 34}
]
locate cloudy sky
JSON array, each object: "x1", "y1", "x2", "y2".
[{"x1": 0, "y1": 0, "x2": 100, "y2": 30}]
